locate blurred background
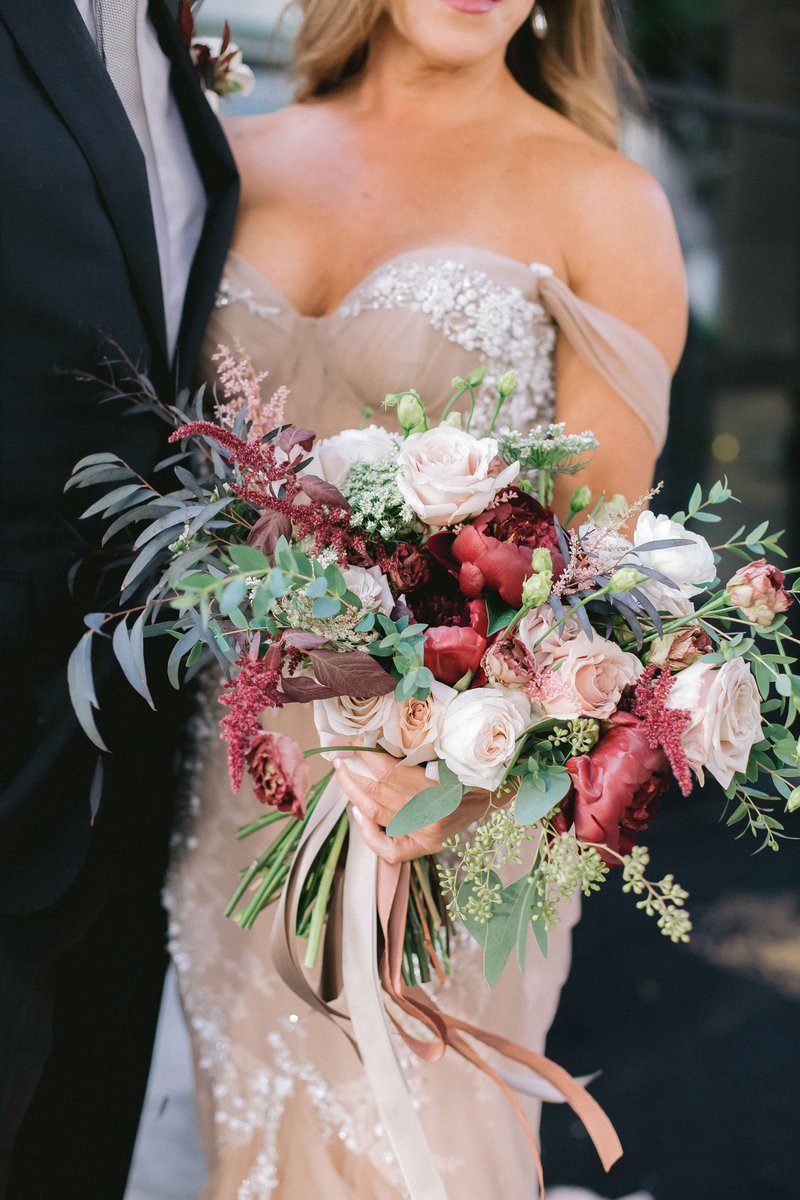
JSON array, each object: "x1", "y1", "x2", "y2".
[{"x1": 126, "y1": 2, "x2": 800, "y2": 1198}]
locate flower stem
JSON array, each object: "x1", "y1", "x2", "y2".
[{"x1": 303, "y1": 812, "x2": 349, "y2": 969}]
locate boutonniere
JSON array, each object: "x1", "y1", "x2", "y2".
[{"x1": 179, "y1": 0, "x2": 255, "y2": 113}]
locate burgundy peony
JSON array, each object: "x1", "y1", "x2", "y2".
[
  {"x1": 423, "y1": 599, "x2": 488, "y2": 685},
  {"x1": 555, "y1": 712, "x2": 670, "y2": 864},
  {"x1": 428, "y1": 489, "x2": 564, "y2": 608},
  {"x1": 246, "y1": 731, "x2": 309, "y2": 818}
]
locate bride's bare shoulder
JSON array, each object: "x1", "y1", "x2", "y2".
[
  {"x1": 222, "y1": 106, "x2": 316, "y2": 179},
  {"x1": 519, "y1": 109, "x2": 687, "y2": 367}
]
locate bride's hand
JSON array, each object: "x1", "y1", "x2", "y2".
[{"x1": 332, "y1": 751, "x2": 490, "y2": 864}]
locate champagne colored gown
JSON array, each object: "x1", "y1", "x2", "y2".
[{"x1": 165, "y1": 245, "x2": 670, "y2": 1200}]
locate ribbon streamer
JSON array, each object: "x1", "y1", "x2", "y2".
[{"x1": 273, "y1": 779, "x2": 623, "y2": 1199}]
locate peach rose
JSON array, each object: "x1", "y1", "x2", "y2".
[
  {"x1": 379, "y1": 680, "x2": 456, "y2": 766},
  {"x1": 541, "y1": 630, "x2": 643, "y2": 720}
]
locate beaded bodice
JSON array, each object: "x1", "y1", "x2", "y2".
[{"x1": 205, "y1": 246, "x2": 561, "y2": 436}]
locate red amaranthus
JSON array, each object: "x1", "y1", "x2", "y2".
[{"x1": 631, "y1": 665, "x2": 693, "y2": 796}]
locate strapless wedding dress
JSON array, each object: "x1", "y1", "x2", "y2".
[{"x1": 165, "y1": 245, "x2": 669, "y2": 1200}]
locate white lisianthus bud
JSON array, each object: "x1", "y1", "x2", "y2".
[
  {"x1": 396, "y1": 390, "x2": 428, "y2": 434},
  {"x1": 439, "y1": 412, "x2": 463, "y2": 429},
  {"x1": 570, "y1": 484, "x2": 592, "y2": 513},
  {"x1": 787, "y1": 786, "x2": 800, "y2": 814},
  {"x1": 521, "y1": 568, "x2": 553, "y2": 608}
]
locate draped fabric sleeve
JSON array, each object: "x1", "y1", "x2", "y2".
[{"x1": 533, "y1": 265, "x2": 672, "y2": 454}]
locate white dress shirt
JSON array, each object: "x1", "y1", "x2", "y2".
[{"x1": 74, "y1": 0, "x2": 207, "y2": 359}]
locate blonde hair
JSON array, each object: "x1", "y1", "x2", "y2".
[{"x1": 292, "y1": 1, "x2": 631, "y2": 148}]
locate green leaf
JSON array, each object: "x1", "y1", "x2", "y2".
[
  {"x1": 483, "y1": 879, "x2": 532, "y2": 987},
  {"x1": 387, "y1": 763, "x2": 463, "y2": 836},
  {"x1": 487, "y1": 596, "x2": 518, "y2": 637},
  {"x1": 354, "y1": 612, "x2": 376, "y2": 633},
  {"x1": 311, "y1": 596, "x2": 341, "y2": 619},
  {"x1": 688, "y1": 483, "x2": 703, "y2": 513},
  {"x1": 530, "y1": 916, "x2": 549, "y2": 958},
  {"x1": 220, "y1": 578, "x2": 247, "y2": 615},
  {"x1": 228, "y1": 544, "x2": 270, "y2": 573},
  {"x1": 514, "y1": 766, "x2": 571, "y2": 825},
  {"x1": 775, "y1": 674, "x2": 793, "y2": 697},
  {"x1": 305, "y1": 575, "x2": 329, "y2": 599}
]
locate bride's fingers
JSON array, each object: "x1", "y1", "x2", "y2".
[
  {"x1": 333, "y1": 760, "x2": 396, "y2": 826},
  {"x1": 353, "y1": 812, "x2": 419, "y2": 865}
]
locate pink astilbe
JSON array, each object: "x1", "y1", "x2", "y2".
[
  {"x1": 219, "y1": 646, "x2": 284, "y2": 792},
  {"x1": 212, "y1": 344, "x2": 288, "y2": 441},
  {"x1": 631, "y1": 665, "x2": 693, "y2": 796}
]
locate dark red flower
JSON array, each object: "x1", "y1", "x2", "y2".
[
  {"x1": 555, "y1": 712, "x2": 669, "y2": 864},
  {"x1": 427, "y1": 489, "x2": 564, "y2": 608},
  {"x1": 388, "y1": 543, "x2": 430, "y2": 592},
  {"x1": 423, "y1": 624, "x2": 487, "y2": 686},
  {"x1": 246, "y1": 731, "x2": 308, "y2": 818}
]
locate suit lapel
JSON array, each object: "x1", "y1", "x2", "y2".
[
  {"x1": 0, "y1": 0, "x2": 169, "y2": 365},
  {"x1": 148, "y1": 0, "x2": 239, "y2": 390}
]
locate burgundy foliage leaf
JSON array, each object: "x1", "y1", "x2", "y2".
[
  {"x1": 280, "y1": 675, "x2": 341, "y2": 702},
  {"x1": 281, "y1": 631, "x2": 331, "y2": 651},
  {"x1": 308, "y1": 649, "x2": 396, "y2": 698},
  {"x1": 247, "y1": 510, "x2": 292, "y2": 557},
  {"x1": 276, "y1": 426, "x2": 316, "y2": 453},
  {"x1": 298, "y1": 474, "x2": 350, "y2": 511}
]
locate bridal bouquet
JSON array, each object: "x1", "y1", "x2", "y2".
[
  {"x1": 67, "y1": 350, "x2": 800, "y2": 990},
  {"x1": 66, "y1": 347, "x2": 800, "y2": 1190}
]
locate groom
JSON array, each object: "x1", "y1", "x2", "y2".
[{"x1": 0, "y1": 1, "x2": 237, "y2": 1195}]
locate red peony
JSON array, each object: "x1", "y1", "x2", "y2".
[
  {"x1": 423, "y1": 599, "x2": 489, "y2": 685},
  {"x1": 555, "y1": 712, "x2": 670, "y2": 864},
  {"x1": 246, "y1": 731, "x2": 309, "y2": 818},
  {"x1": 427, "y1": 489, "x2": 564, "y2": 609}
]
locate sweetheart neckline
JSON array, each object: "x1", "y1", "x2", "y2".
[{"x1": 225, "y1": 243, "x2": 558, "y2": 321}]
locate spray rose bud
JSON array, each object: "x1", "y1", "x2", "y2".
[
  {"x1": 497, "y1": 370, "x2": 518, "y2": 398},
  {"x1": 610, "y1": 567, "x2": 644, "y2": 593},
  {"x1": 521, "y1": 568, "x2": 553, "y2": 608},
  {"x1": 395, "y1": 390, "x2": 428, "y2": 434},
  {"x1": 440, "y1": 411, "x2": 463, "y2": 429},
  {"x1": 647, "y1": 624, "x2": 713, "y2": 672},
  {"x1": 726, "y1": 558, "x2": 793, "y2": 627}
]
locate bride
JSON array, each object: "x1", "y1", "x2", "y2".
[{"x1": 166, "y1": 1, "x2": 686, "y2": 1196}]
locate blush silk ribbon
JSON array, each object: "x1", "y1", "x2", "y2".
[{"x1": 271, "y1": 781, "x2": 623, "y2": 1199}]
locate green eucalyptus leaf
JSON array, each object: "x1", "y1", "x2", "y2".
[
  {"x1": 311, "y1": 595, "x2": 341, "y2": 619},
  {"x1": 228, "y1": 544, "x2": 271, "y2": 573},
  {"x1": 514, "y1": 766, "x2": 571, "y2": 825},
  {"x1": 387, "y1": 763, "x2": 463, "y2": 836}
]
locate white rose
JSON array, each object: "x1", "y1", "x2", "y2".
[
  {"x1": 631, "y1": 512, "x2": 715, "y2": 612},
  {"x1": 313, "y1": 692, "x2": 395, "y2": 752},
  {"x1": 310, "y1": 425, "x2": 398, "y2": 489},
  {"x1": 396, "y1": 427, "x2": 519, "y2": 527},
  {"x1": 434, "y1": 687, "x2": 530, "y2": 791},
  {"x1": 379, "y1": 680, "x2": 457, "y2": 766},
  {"x1": 666, "y1": 657, "x2": 763, "y2": 789},
  {"x1": 342, "y1": 566, "x2": 394, "y2": 616},
  {"x1": 539, "y1": 629, "x2": 643, "y2": 720}
]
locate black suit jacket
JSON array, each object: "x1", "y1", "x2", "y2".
[{"x1": 0, "y1": 0, "x2": 239, "y2": 911}]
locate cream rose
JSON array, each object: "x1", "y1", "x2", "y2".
[
  {"x1": 434, "y1": 687, "x2": 530, "y2": 791},
  {"x1": 310, "y1": 425, "x2": 398, "y2": 489},
  {"x1": 665, "y1": 656, "x2": 763, "y2": 789},
  {"x1": 541, "y1": 630, "x2": 643, "y2": 720},
  {"x1": 631, "y1": 511, "x2": 715, "y2": 613},
  {"x1": 379, "y1": 680, "x2": 457, "y2": 766},
  {"x1": 342, "y1": 566, "x2": 394, "y2": 616},
  {"x1": 313, "y1": 692, "x2": 395, "y2": 752},
  {"x1": 396, "y1": 427, "x2": 519, "y2": 527}
]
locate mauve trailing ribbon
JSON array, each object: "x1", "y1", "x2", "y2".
[{"x1": 272, "y1": 780, "x2": 623, "y2": 1199}]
